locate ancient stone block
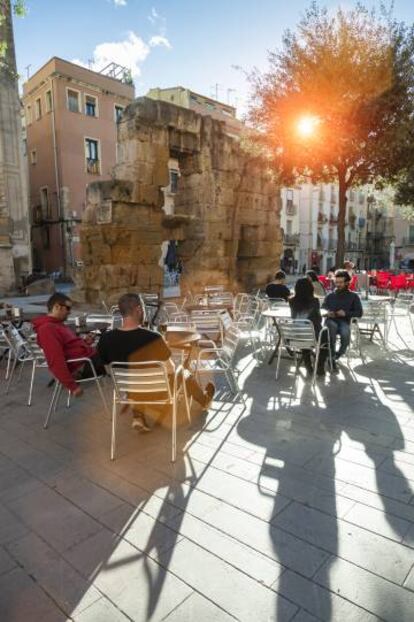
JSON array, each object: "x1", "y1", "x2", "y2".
[{"x1": 75, "y1": 96, "x2": 282, "y2": 300}]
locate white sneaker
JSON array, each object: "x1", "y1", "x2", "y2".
[{"x1": 131, "y1": 416, "x2": 151, "y2": 432}]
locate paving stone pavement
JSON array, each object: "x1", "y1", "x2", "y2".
[{"x1": 0, "y1": 318, "x2": 413, "y2": 621}]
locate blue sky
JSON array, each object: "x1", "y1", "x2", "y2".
[{"x1": 14, "y1": 0, "x2": 414, "y2": 114}]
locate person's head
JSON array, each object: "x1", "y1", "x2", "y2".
[
  {"x1": 118, "y1": 293, "x2": 144, "y2": 324},
  {"x1": 274, "y1": 270, "x2": 286, "y2": 283},
  {"x1": 290, "y1": 277, "x2": 315, "y2": 310},
  {"x1": 306, "y1": 270, "x2": 319, "y2": 283},
  {"x1": 335, "y1": 269, "x2": 351, "y2": 291},
  {"x1": 47, "y1": 293, "x2": 73, "y2": 321},
  {"x1": 343, "y1": 260, "x2": 354, "y2": 273}
]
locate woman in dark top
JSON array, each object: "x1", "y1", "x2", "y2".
[{"x1": 289, "y1": 277, "x2": 327, "y2": 376}]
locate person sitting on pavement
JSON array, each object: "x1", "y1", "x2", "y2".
[
  {"x1": 289, "y1": 277, "x2": 328, "y2": 377},
  {"x1": 306, "y1": 270, "x2": 326, "y2": 298},
  {"x1": 265, "y1": 270, "x2": 290, "y2": 301},
  {"x1": 33, "y1": 293, "x2": 106, "y2": 397},
  {"x1": 97, "y1": 293, "x2": 215, "y2": 431},
  {"x1": 322, "y1": 269, "x2": 363, "y2": 368}
]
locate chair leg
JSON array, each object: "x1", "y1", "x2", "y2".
[
  {"x1": 275, "y1": 342, "x2": 283, "y2": 380},
  {"x1": 110, "y1": 394, "x2": 117, "y2": 461},
  {"x1": 313, "y1": 348, "x2": 319, "y2": 385},
  {"x1": 66, "y1": 391, "x2": 71, "y2": 409},
  {"x1": 44, "y1": 381, "x2": 61, "y2": 429},
  {"x1": 171, "y1": 397, "x2": 177, "y2": 463},
  {"x1": 27, "y1": 360, "x2": 36, "y2": 406},
  {"x1": 95, "y1": 378, "x2": 110, "y2": 417},
  {"x1": 182, "y1": 375, "x2": 192, "y2": 424},
  {"x1": 5, "y1": 349, "x2": 12, "y2": 380},
  {"x1": 5, "y1": 356, "x2": 17, "y2": 394}
]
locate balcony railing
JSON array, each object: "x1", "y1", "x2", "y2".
[
  {"x1": 317, "y1": 236, "x2": 328, "y2": 250},
  {"x1": 400, "y1": 237, "x2": 414, "y2": 246},
  {"x1": 329, "y1": 215, "x2": 338, "y2": 226},
  {"x1": 86, "y1": 158, "x2": 100, "y2": 174},
  {"x1": 284, "y1": 233, "x2": 300, "y2": 245},
  {"x1": 286, "y1": 201, "x2": 297, "y2": 216},
  {"x1": 317, "y1": 212, "x2": 328, "y2": 225},
  {"x1": 346, "y1": 241, "x2": 358, "y2": 251}
]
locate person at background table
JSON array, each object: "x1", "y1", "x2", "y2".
[
  {"x1": 322, "y1": 269, "x2": 363, "y2": 368},
  {"x1": 33, "y1": 293, "x2": 105, "y2": 397},
  {"x1": 306, "y1": 270, "x2": 326, "y2": 298},
  {"x1": 265, "y1": 270, "x2": 290, "y2": 301},
  {"x1": 98, "y1": 293, "x2": 215, "y2": 431},
  {"x1": 289, "y1": 277, "x2": 328, "y2": 377}
]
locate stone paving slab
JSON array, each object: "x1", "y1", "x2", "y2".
[{"x1": 0, "y1": 321, "x2": 413, "y2": 620}]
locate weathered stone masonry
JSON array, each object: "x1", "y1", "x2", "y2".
[{"x1": 75, "y1": 97, "x2": 282, "y2": 304}]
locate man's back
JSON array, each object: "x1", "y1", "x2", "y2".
[
  {"x1": 98, "y1": 327, "x2": 170, "y2": 365},
  {"x1": 266, "y1": 283, "x2": 290, "y2": 301}
]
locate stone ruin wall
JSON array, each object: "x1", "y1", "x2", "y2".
[{"x1": 75, "y1": 97, "x2": 282, "y2": 304}]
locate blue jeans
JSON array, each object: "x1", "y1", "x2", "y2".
[{"x1": 325, "y1": 319, "x2": 351, "y2": 358}]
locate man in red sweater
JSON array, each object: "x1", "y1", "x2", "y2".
[{"x1": 33, "y1": 293, "x2": 101, "y2": 396}]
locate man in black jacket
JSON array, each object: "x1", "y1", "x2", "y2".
[{"x1": 322, "y1": 270, "x2": 363, "y2": 365}]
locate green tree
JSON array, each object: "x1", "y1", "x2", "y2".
[
  {"x1": 395, "y1": 169, "x2": 414, "y2": 221},
  {"x1": 0, "y1": 1, "x2": 26, "y2": 73},
  {"x1": 248, "y1": 2, "x2": 414, "y2": 266}
]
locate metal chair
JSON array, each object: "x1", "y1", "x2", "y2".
[
  {"x1": 386, "y1": 298, "x2": 414, "y2": 341},
  {"x1": 191, "y1": 325, "x2": 242, "y2": 397},
  {"x1": 43, "y1": 357, "x2": 109, "y2": 429},
  {"x1": 109, "y1": 361, "x2": 185, "y2": 462},
  {"x1": 357, "y1": 301, "x2": 387, "y2": 344},
  {"x1": 276, "y1": 319, "x2": 332, "y2": 385},
  {"x1": 0, "y1": 327, "x2": 12, "y2": 380},
  {"x1": 3, "y1": 325, "x2": 49, "y2": 404}
]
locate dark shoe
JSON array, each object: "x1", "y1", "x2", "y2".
[
  {"x1": 331, "y1": 361, "x2": 339, "y2": 374},
  {"x1": 203, "y1": 382, "x2": 215, "y2": 409}
]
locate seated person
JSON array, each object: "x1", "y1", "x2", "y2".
[
  {"x1": 306, "y1": 270, "x2": 326, "y2": 298},
  {"x1": 33, "y1": 293, "x2": 105, "y2": 397},
  {"x1": 289, "y1": 277, "x2": 328, "y2": 377},
  {"x1": 265, "y1": 270, "x2": 290, "y2": 301},
  {"x1": 98, "y1": 293, "x2": 214, "y2": 430},
  {"x1": 322, "y1": 269, "x2": 363, "y2": 366}
]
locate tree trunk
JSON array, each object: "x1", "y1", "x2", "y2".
[{"x1": 336, "y1": 171, "x2": 348, "y2": 267}]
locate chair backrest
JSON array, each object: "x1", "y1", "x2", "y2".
[
  {"x1": 207, "y1": 291, "x2": 233, "y2": 306},
  {"x1": 277, "y1": 319, "x2": 316, "y2": 350},
  {"x1": 110, "y1": 361, "x2": 172, "y2": 403},
  {"x1": 219, "y1": 310, "x2": 233, "y2": 332},
  {"x1": 166, "y1": 320, "x2": 196, "y2": 331},
  {"x1": 191, "y1": 314, "x2": 223, "y2": 342},
  {"x1": 204, "y1": 285, "x2": 224, "y2": 293},
  {"x1": 221, "y1": 325, "x2": 240, "y2": 362},
  {"x1": 361, "y1": 301, "x2": 387, "y2": 322},
  {"x1": 3, "y1": 325, "x2": 31, "y2": 358}
]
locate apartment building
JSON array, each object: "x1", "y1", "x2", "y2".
[
  {"x1": 146, "y1": 86, "x2": 243, "y2": 137},
  {"x1": 23, "y1": 57, "x2": 135, "y2": 274},
  {"x1": 280, "y1": 183, "x2": 394, "y2": 273}
]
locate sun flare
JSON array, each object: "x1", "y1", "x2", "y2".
[{"x1": 296, "y1": 115, "x2": 319, "y2": 138}]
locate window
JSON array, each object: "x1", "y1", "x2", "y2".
[
  {"x1": 42, "y1": 226, "x2": 50, "y2": 250},
  {"x1": 85, "y1": 94, "x2": 98, "y2": 117},
  {"x1": 35, "y1": 98, "x2": 42, "y2": 120},
  {"x1": 85, "y1": 138, "x2": 100, "y2": 174},
  {"x1": 30, "y1": 149, "x2": 37, "y2": 165},
  {"x1": 26, "y1": 105, "x2": 32, "y2": 124},
  {"x1": 286, "y1": 220, "x2": 292, "y2": 235},
  {"x1": 40, "y1": 187, "x2": 49, "y2": 219},
  {"x1": 22, "y1": 138, "x2": 27, "y2": 156},
  {"x1": 45, "y1": 90, "x2": 52, "y2": 112},
  {"x1": 170, "y1": 170, "x2": 179, "y2": 193},
  {"x1": 114, "y1": 105, "x2": 124, "y2": 123},
  {"x1": 67, "y1": 89, "x2": 80, "y2": 113},
  {"x1": 409, "y1": 225, "x2": 414, "y2": 243}
]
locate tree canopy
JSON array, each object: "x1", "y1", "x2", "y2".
[{"x1": 248, "y1": 2, "x2": 414, "y2": 265}]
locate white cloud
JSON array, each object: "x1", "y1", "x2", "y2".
[
  {"x1": 73, "y1": 32, "x2": 150, "y2": 78},
  {"x1": 148, "y1": 7, "x2": 159, "y2": 25},
  {"x1": 149, "y1": 35, "x2": 171, "y2": 49},
  {"x1": 113, "y1": 0, "x2": 127, "y2": 5}
]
